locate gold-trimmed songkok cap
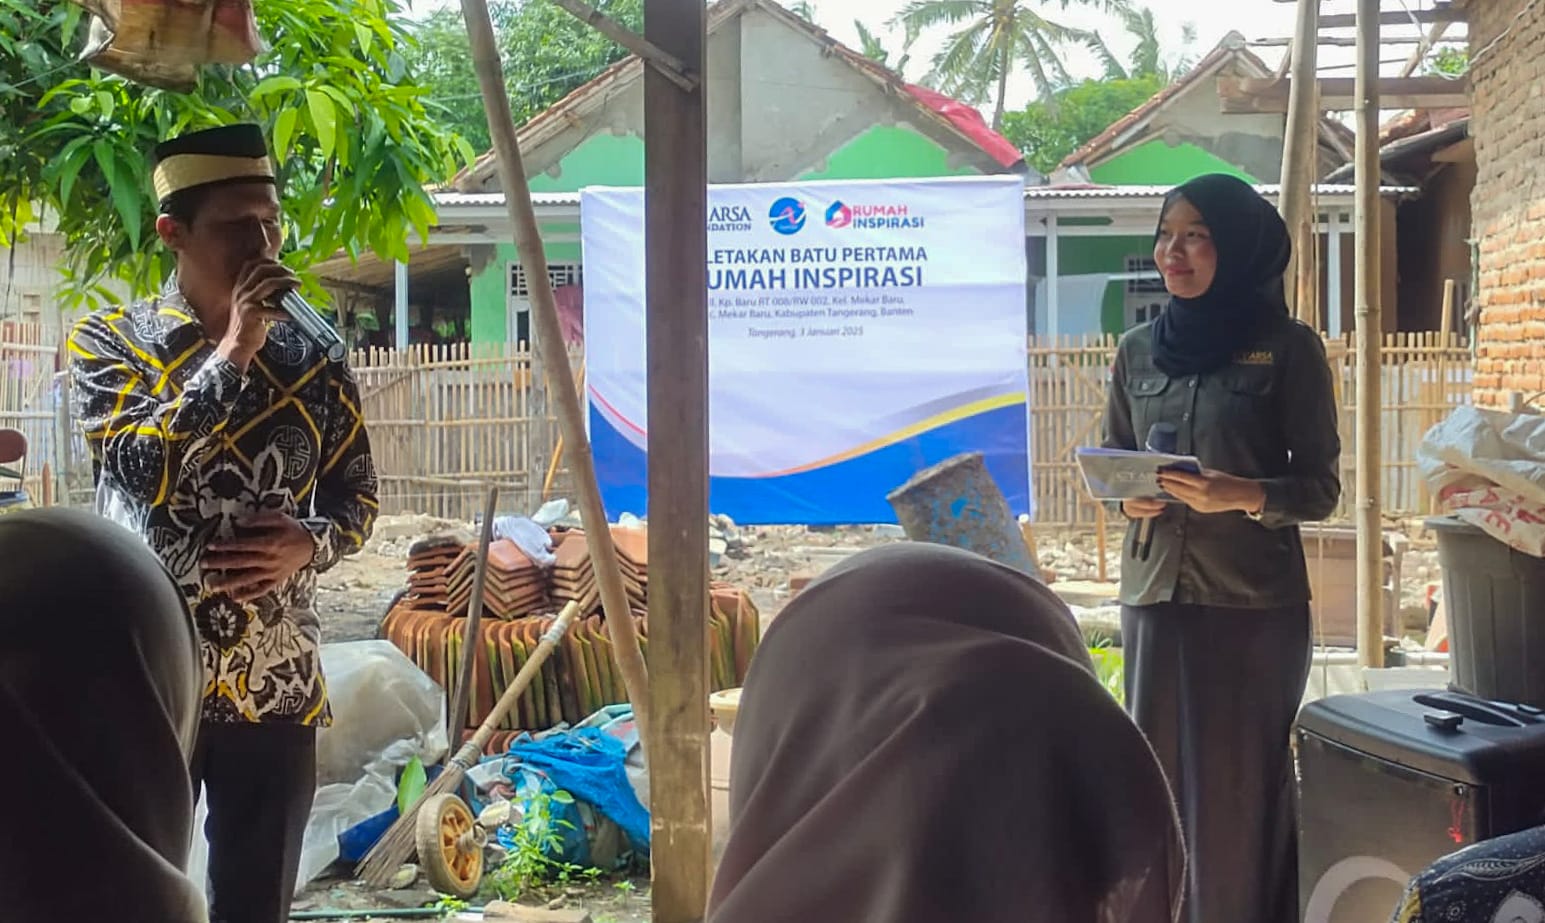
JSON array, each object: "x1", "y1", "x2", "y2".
[{"x1": 152, "y1": 123, "x2": 275, "y2": 207}]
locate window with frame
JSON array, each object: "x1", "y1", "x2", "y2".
[
  {"x1": 508, "y1": 262, "x2": 583, "y2": 342},
  {"x1": 1123, "y1": 256, "x2": 1166, "y2": 329}
]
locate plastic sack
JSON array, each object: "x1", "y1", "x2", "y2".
[
  {"x1": 315, "y1": 640, "x2": 448, "y2": 787},
  {"x1": 186, "y1": 641, "x2": 449, "y2": 896},
  {"x1": 71, "y1": 0, "x2": 264, "y2": 91},
  {"x1": 1420, "y1": 406, "x2": 1545, "y2": 557}
]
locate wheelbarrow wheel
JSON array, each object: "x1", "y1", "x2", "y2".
[{"x1": 415, "y1": 793, "x2": 484, "y2": 899}]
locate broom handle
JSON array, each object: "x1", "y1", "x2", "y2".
[{"x1": 446, "y1": 601, "x2": 583, "y2": 770}]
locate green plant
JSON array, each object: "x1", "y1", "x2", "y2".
[
  {"x1": 1088, "y1": 641, "x2": 1125, "y2": 705},
  {"x1": 485, "y1": 789, "x2": 591, "y2": 902},
  {"x1": 0, "y1": 0, "x2": 472, "y2": 311},
  {"x1": 432, "y1": 895, "x2": 470, "y2": 918}
]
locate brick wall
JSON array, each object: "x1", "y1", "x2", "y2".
[{"x1": 1469, "y1": 0, "x2": 1545, "y2": 406}]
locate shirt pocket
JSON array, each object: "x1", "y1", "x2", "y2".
[
  {"x1": 1127, "y1": 373, "x2": 1173, "y2": 440},
  {"x1": 1217, "y1": 368, "x2": 1276, "y2": 411}
]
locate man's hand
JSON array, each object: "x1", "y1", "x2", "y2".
[
  {"x1": 203, "y1": 510, "x2": 316, "y2": 602},
  {"x1": 218, "y1": 259, "x2": 298, "y2": 371},
  {"x1": 1156, "y1": 469, "x2": 1266, "y2": 516},
  {"x1": 1122, "y1": 497, "x2": 1167, "y2": 519}
]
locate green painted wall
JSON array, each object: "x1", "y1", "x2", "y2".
[
  {"x1": 798, "y1": 126, "x2": 979, "y2": 181},
  {"x1": 1089, "y1": 139, "x2": 1258, "y2": 186},
  {"x1": 529, "y1": 134, "x2": 645, "y2": 193},
  {"x1": 1057, "y1": 235, "x2": 1154, "y2": 335},
  {"x1": 469, "y1": 226, "x2": 583, "y2": 345},
  {"x1": 470, "y1": 125, "x2": 985, "y2": 343}
]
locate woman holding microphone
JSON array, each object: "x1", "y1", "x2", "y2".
[{"x1": 1103, "y1": 173, "x2": 1342, "y2": 923}]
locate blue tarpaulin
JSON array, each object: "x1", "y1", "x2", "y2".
[{"x1": 503, "y1": 724, "x2": 651, "y2": 856}]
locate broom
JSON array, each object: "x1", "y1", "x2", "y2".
[{"x1": 356, "y1": 600, "x2": 583, "y2": 886}]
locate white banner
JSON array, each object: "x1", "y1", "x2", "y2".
[{"x1": 581, "y1": 175, "x2": 1029, "y2": 524}]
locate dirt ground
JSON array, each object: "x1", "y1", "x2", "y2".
[
  {"x1": 317, "y1": 514, "x2": 1443, "y2": 646},
  {"x1": 304, "y1": 513, "x2": 1442, "y2": 919}
]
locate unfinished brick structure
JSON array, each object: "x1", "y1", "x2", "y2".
[{"x1": 1467, "y1": 0, "x2": 1545, "y2": 406}]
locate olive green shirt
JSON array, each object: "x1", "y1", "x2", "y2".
[{"x1": 1103, "y1": 314, "x2": 1342, "y2": 608}]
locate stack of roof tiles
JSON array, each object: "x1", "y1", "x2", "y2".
[
  {"x1": 550, "y1": 528, "x2": 648, "y2": 617},
  {"x1": 403, "y1": 536, "x2": 461, "y2": 610},
  {"x1": 381, "y1": 524, "x2": 760, "y2": 748},
  {"x1": 445, "y1": 538, "x2": 550, "y2": 619}
]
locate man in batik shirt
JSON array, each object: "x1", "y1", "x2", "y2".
[{"x1": 67, "y1": 123, "x2": 377, "y2": 923}]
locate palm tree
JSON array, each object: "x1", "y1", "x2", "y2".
[
  {"x1": 1083, "y1": 5, "x2": 1197, "y2": 82},
  {"x1": 854, "y1": 20, "x2": 910, "y2": 71},
  {"x1": 891, "y1": 0, "x2": 1127, "y2": 130},
  {"x1": 786, "y1": 0, "x2": 816, "y2": 21}
]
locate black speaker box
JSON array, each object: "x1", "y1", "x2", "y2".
[{"x1": 1296, "y1": 690, "x2": 1545, "y2": 923}]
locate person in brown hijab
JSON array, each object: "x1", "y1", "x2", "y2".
[
  {"x1": 708, "y1": 542, "x2": 1186, "y2": 923},
  {"x1": 0, "y1": 508, "x2": 207, "y2": 923}
]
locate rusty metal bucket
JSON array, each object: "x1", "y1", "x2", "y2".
[{"x1": 885, "y1": 452, "x2": 1037, "y2": 577}]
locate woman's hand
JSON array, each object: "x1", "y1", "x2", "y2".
[
  {"x1": 1156, "y1": 469, "x2": 1266, "y2": 516},
  {"x1": 1122, "y1": 497, "x2": 1167, "y2": 519}
]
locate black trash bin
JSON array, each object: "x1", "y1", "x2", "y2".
[{"x1": 1428, "y1": 515, "x2": 1545, "y2": 708}]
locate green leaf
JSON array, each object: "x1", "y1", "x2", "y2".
[
  {"x1": 306, "y1": 88, "x2": 337, "y2": 159},
  {"x1": 91, "y1": 138, "x2": 117, "y2": 198},
  {"x1": 251, "y1": 75, "x2": 303, "y2": 99},
  {"x1": 94, "y1": 89, "x2": 114, "y2": 122},
  {"x1": 550, "y1": 790, "x2": 575, "y2": 805},
  {"x1": 354, "y1": 21, "x2": 374, "y2": 55},
  {"x1": 396, "y1": 756, "x2": 427, "y2": 815},
  {"x1": 272, "y1": 107, "x2": 299, "y2": 163},
  {"x1": 52, "y1": 136, "x2": 93, "y2": 207},
  {"x1": 69, "y1": 95, "x2": 91, "y2": 116}
]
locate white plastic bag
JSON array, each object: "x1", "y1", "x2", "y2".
[
  {"x1": 186, "y1": 641, "x2": 448, "y2": 896},
  {"x1": 1420, "y1": 406, "x2": 1545, "y2": 556}
]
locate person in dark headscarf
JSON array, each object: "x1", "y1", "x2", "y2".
[
  {"x1": 1102, "y1": 173, "x2": 1342, "y2": 923},
  {"x1": 707, "y1": 542, "x2": 1186, "y2": 923},
  {"x1": 0, "y1": 508, "x2": 206, "y2": 922}
]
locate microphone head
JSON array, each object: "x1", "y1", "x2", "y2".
[{"x1": 1145, "y1": 422, "x2": 1178, "y2": 454}]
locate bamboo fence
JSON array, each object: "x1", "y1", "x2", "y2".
[
  {"x1": 1, "y1": 326, "x2": 1474, "y2": 528},
  {"x1": 0, "y1": 321, "x2": 64, "y2": 504}
]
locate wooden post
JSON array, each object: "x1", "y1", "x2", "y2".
[
  {"x1": 644, "y1": 0, "x2": 711, "y2": 919},
  {"x1": 457, "y1": 0, "x2": 653, "y2": 738},
  {"x1": 1354, "y1": 0, "x2": 1385, "y2": 670},
  {"x1": 1278, "y1": 0, "x2": 1320, "y2": 321}
]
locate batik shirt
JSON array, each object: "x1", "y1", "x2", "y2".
[
  {"x1": 67, "y1": 279, "x2": 378, "y2": 727},
  {"x1": 1392, "y1": 824, "x2": 1545, "y2": 923}
]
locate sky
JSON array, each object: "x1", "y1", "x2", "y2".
[
  {"x1": 412, "y1": 0, "x2": 1463, "y2": 117},
  {"x1": 800, "y1": 0, "x2": 1299, "y2": 111}
]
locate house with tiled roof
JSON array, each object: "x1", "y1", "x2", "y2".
[
  {"x1": 1021, "y1": 31, "x2": 1441, "y2": 338},
  {"x1": 1056, "y1": 32, "x2": 1353, "y2": 186},
  {"x1": 319, "y1": 0, "x2": 1032, "y2": 346}
]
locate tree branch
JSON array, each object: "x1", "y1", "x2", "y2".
[{"x1": 547, "y1": 0, "x2": 697, "y2": 93}]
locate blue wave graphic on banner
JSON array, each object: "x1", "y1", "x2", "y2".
[{"x1": 589, "y1": 402, "x2": 1031, "y2": 526}]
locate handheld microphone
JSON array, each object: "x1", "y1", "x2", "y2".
[
  {"x1": 1132, "y1": 422, "x2": 1178, "y2": 562},
  {"x1": 271, "y1": 288, "x2": 348, "y2": 363}
]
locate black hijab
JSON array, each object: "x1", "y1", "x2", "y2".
[
  {"x1": 708, "y1": 543, "x2": 1185, "y2": 923},
  {"x1": 1149, "y1": 174, "x2": 1292, "y2": 377},
  {"x1": 0, "y1": 509, "x2": 207, "y2": 922}
]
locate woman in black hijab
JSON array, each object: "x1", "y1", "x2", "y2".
[
  {"x1": 0, "y1": 508, "x2": 207, "y2": 922},
  {"x1": 1103, "y1": 174, "x2": 1342, "y2": 923},
  {"x1": 708, "y1": 543, "x2": 1186, "y2": 923}
]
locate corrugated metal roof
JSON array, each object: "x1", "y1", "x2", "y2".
[
  {"x1": 434, "y1": 191, "x2": 580, "y2": 207},
  {"x1": 433, "y1": 184, "x2": 1415, "y2": 211},
  {"x1": 1026, "y1": 183, "x2": 1416, "y2": 199}
]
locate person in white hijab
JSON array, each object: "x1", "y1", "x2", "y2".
[
  {"x1": 709, "y1": 542, "x2": 1186, "y2": 923},
  {"x1": 0, "y1": 508, "x2": 207, "y2": 922}
]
